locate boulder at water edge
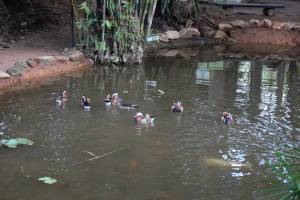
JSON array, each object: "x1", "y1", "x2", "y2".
[
  {"x1": 230, "y1": 20, "x2": 248, "y2": 28},
  {"x1": 201, "y1": 26, "x2": 216, "y2": 38},
  {"x1": 218, "y1": 23, "x2": 233, "y2": 32},
  {"x1": 164, "y1": 30, "x2": 180, "y2": 40},
  {"x1": 158, "y1": 33, "x2": 169, "y2": 43},
  {"x1": 285, "y1": 22, "x2": 296, "y2": 31},
  {"x1": 249, "y1": 19, "x2": 263, "y2": 27},
  {"x1": 68, "y1": 51, "x2": 85, "y2": 62},
  {"x1": 272, "y1": 22, "x2": 286, "y2": 30},
  {"x1": 214, "y1": 30, "x2": 228, "y2": 40},
  {"x1": 0, "y1": 71, "x2": 11, "y2": 79},
  {"x1": 293, "y1": 25, "x2": 300, "y2": 32},
  {"x1": 262, "y1": 19, "x2": 272, "y2": 28},
  {"x1": 179, "y1": 28, "x2": 201, "y2": 39}
]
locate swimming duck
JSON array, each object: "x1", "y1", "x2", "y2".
[
  {"x1": 111, "y1": 93, "x2": 121, "y2": 105},
  {"x1": 82, "y1": 95, "x2": 91, "y2": 111},
  {"x1": 56, "y1": 96, "x2": 63, "y2": 105},
  {"x1": 134, "y1": 112, "x2": 155, "y2": 125},
  {"x1": 222, "y1": 112, "x2": 234, "y2": 125},
  {"x1": 56, "y1": 90, "x2": 68, "y2": 105},
  {"x1": 172, "y1": 101, "x2": 184, "y2": 112},
  {"x1": 62, "y1": 90, "x2": 68, "y2": 100},
  {"x1": 110, "y1": 92, "x2": 138, "y2": 109},
  {"x1": 104, "y1": 94, "x2": 112, "y2": 106}
]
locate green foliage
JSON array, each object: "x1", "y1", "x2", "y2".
[
  {"x1": 95, "y1": 41, "x2": 106, "y2": 51},
  {"x1": 266, "y1": 148, "x2": 300, "y2": 200},
  {"x1": 161, "y1": 0, "x2": 173, "y2": 14},
  {"x1": 74, "y1": 0, "x2": 146, "y2": 63},
  {"x1": 79, "y1": 1, "x2": 93, "y2": 16}
]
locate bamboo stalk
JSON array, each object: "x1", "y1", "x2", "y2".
[
  {"x1": 140, "y1": 0, "x2": 150, "y2": 34},
  {"x1": 146, "y1": 0, "x2": 158, "y2": 37}
]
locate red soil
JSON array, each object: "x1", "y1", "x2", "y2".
[
  {"x1": 0, "y1": 58, "x2": 92, "y2": 92},
  {"x1": 230, "y1": 28, "x2": 300, "y2": 46},
  {"x1": 0, "y1": 25, "x2": 72, "y2": 71}
]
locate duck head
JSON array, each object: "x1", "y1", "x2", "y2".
[
  {"x1": 145, "y1": 113, "x2": 151, "y2": 123},
  {"x1": 134, "y1": 112, "x2": 144, "y2": 123},
  {"x1": 62, "y1": 90, "x2": 67, "y2": 99}
]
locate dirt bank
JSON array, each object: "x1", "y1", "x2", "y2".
[
  {"x1": 0, "y1": 25, "x2": 72, "y2": 71},
  {"x1": 0, "y1": 52, "x2": 92, "y2": 93},
  {"x1": 230, "y1": 28, "x2": 300, "y2": 46}
]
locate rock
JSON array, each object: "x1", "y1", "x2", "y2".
[
  {"x1": 185, "y1": 19, "x2": 193, "y2": 28},
  {"x1": 228, "y1": 38, "x2": 237, "y2": 43},
  {"x1": 201, "y1": 26, "x2": 216, "y2": 38},
  {"x1": 262, "y1": 19, "x2": 272, "y2": 28},
  {"x1": 178, "y1": 48, "x2": 199, "y2": 59},
  {"x1": 26, "y1": 59, "x2": 39, "y2": 68},
  {"x1": 293, "y1": 25, "x2": 300, "y2": 32},
  {"x1": 162, "y1": 25, "x2": 174, "y2": 31},
  {"x1": 67, "y1": 50, "x2": 85, "y2": 62},
  {"x1": 164, "y1": 30, "x2": 180, "y2": 40},
  {"x1": 54, "y1": 56, "x2": 69, "y2": 63},
  {"x1": 0, "y1": 71, "x2": 11, "y2": 79},
  {"x1": 285, "y1": 22, "x2": 297, "y2": 31},
  {"x1": 158, "y1": 49, "x2": 179, "y2": 57},
  {"x1": 230, "y1": 20, "x2": 248, "y2": 28},
  {"x1": 249, "y1": 19, "x2": 263, "y2": 27},
  {"x1": 179, "y1": 27, "x2": 201, "y2": 39},
  {"x1": 7, "y1": 61, "x2": 30, "y2": 76},
  {"x1": 272, "y1": 22, "x2": 286, "y2": 30},
  {"x1": 218, "y1": 23, "x2": 233, "y2": 31},
  {"x1": 35, "y1": 56, "x2": 56, "y2": 66},
  {"x1": 158, "y1": 33, "x2": 169, "y2": 43},
  {"x1": 214, "y1": 30, "x2": 228, "y2": 40}
]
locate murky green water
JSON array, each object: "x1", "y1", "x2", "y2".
[{"x1": 0, "y1": 51, "x2": 300, "y2": 200}]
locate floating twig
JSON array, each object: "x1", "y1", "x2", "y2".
[{"x1": 72, "y1": 146, "x2": 129, "y2": 166}]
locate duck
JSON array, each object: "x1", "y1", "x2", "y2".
[
  {"x1": 104, "y1": 94, "x2": 112, "y2": 106},
  {"x1": 134, "y1": 112, "x2": 155, "y2": 125},
  {"x1": 222, "y1": 111, "x2": 234, "y2": 125},
  {"x1": 82, "y1": 95, "x2": 91, "y2": 111},
  {"x1": 56, "y1": 90, "x2": 68, "y2": 105},
  {"x1": 56, "y1": 96, "x2": 63, "y2": 105},
  {"x1": 110, "y1": 92, "x2": 138, "y2": 109},
  {"x1": 62, "y1": 90, "x2": 68, "y2": 100},
  {"x1": 111, "y1": 92, "x2": 121, "y2": 105},
  {"x1": 171, "y1": 101, "x2": 184, "y2": 112}
]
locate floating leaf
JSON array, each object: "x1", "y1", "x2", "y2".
[
  {"x1": 1, "y1": 139, "x2": 18, "y2": 148},
  {"x1": 1, "y1": 138, "x2": 34, "y2": 148},
  {"x1": 16, "y1": 138, "x2": 34, "y2": 146},
  {"x1": 38, "y1": 176, "x2": 57, "y2": 184}
]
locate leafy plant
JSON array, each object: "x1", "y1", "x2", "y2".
[
  {"x1": 266, "y1": 148, "x2": 300, "y2": 200},
  {"x1": 73, "y1": 0, "x2": 158, "y2": 64}
]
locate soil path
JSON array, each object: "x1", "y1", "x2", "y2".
[{"x1": 0, "y1": 25, "x2": 72, "y2": 71}]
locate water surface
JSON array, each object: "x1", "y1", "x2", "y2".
[{"x1": 0, "y1": 51, "x2": 299, "y2": 200}]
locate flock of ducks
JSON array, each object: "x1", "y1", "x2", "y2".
[{"x1": 56, "y1": 91, "x2": 234, "y2": 125}]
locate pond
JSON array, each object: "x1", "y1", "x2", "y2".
[{"x1": 0, "y1": 49, "x2": 300, "y2": 200}]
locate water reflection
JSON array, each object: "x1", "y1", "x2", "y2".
[{"x1": 0, "y1": 54, "x2": 299, "y2": 200}]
